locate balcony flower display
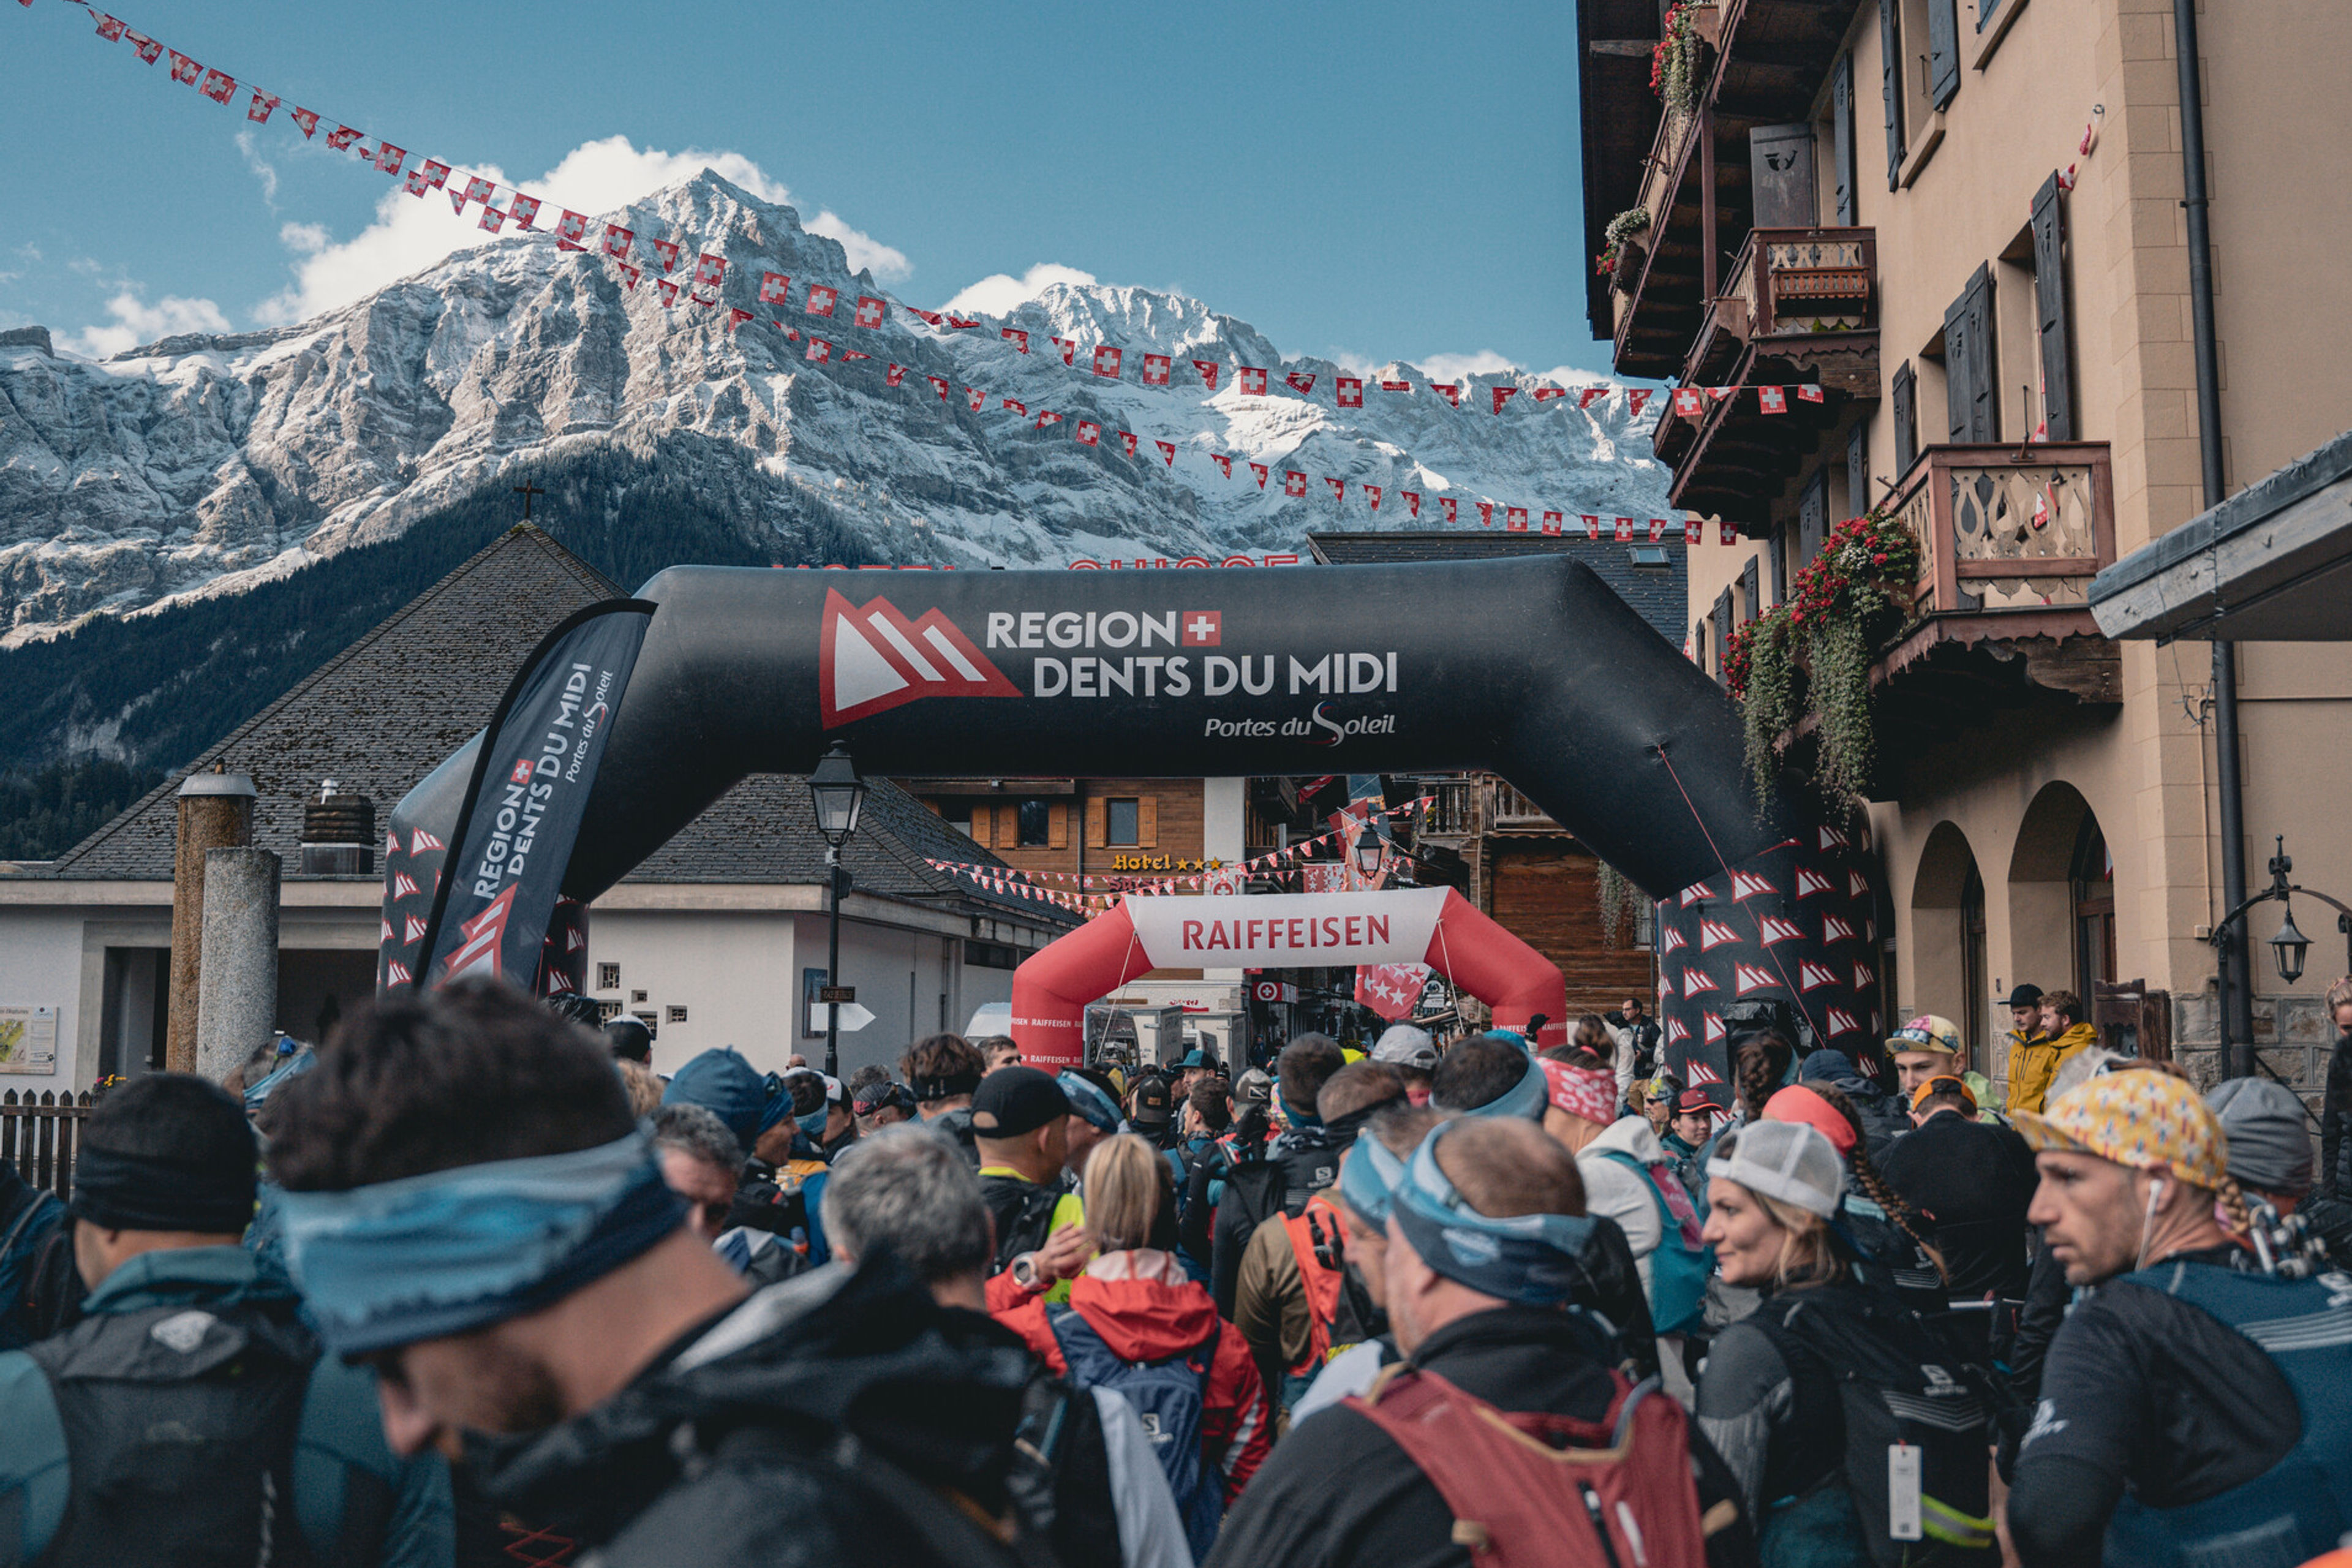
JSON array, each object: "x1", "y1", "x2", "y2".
[
  {"x1": 1594, "y1": 208, "x2": 1652, "y2": 281},
  {"x1": 1651, "y1": 4, "x2": 1709, "y2": 116},
  {"x1": 1725, "y1": 508, "x2": 1921, "y2": 807}
]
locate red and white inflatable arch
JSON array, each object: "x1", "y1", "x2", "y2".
[{"x1": 1009, "y1": 888, "x2": 1568, "y2": 1069}]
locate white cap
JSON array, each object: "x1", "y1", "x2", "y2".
[
  {"x1": 1706, "y1": 1118, "x2": 1846, "y2": 1218},
  {"x1": 1371, "y1": 1024, "x2": 1439, "y2": 1071}
]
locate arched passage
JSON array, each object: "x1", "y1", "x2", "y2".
[
  {"x1": 2008, "y1": 782, "x2": 2109, "y2": 1001},
  {"x1": 1910, "y1": 821, "x2": 1986, "y2": 1061}
]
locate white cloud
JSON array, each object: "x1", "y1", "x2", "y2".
[
  {"x1": 236, "y1": 129, "x2": 280, "y2": 206},
  {"x1": 249, "y1": 134, "x2": 904, "y2": 326},
  {"x1": 1415, "y1": 350, "x2": 1523, "y2": 383},
  {"x1": 64, "y1": 291, "x2": 233, "y2": 358},
  {"x1": 942, "y1": 263, "x2": 1099, "y2": 319}
]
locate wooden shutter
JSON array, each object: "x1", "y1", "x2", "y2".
[
  {"x1": 1833, "y1": 55, "x2": 1857, "y2": 225},
  {"x1": 1713, "y1": 588, "x2": 1734, "y2": 682},
  {"x1": 1741, "y1": 555, "x2": 1762, "y2": 622},
  {"x1": 2030, "y1": 172, "x2": 2075, "y2": 442},
  {"x1": 1749, "y1": 125, "x2": 1819, "y2": 230},
  {"x1": 1137, "y1": 796, "x2": 1158, "y2": 848},
  {"x1": 1694, "y1": 620, "x2": 1710, "y2": 672},
  {"x1": 1800, "y1": 471, "x2": 1830, "y2": 567},
  {"x1": 1879, "y1": 0, "x2": 1905, "y2": 190},
  {"x1": 1847, "y1": 423, "x2": 1871, "y2": 513},
  {"x1": 1085, "y1": 797, "x2": 1106, "y2": 849},
  {"x1": 964, "y1": 805, "x2": 989, "y2": 848},
  {"x1": 1048, "y1": 802, "x2": 1069, "y2": 850},
  {"x1": 1943, "y1": 263, "x2": 1998, "y2": 443},
  {"x1": 1928, "y1": 0, "x2": 1961, "y2": 108},
  {"x1": 1893, "y1": 362, "x2": 1918, "y2": 475}
]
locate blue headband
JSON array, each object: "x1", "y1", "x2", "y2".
[
  {"x1": 276, "y1": 1131, "x2": 684, "y2": 1357},
  {"x1": 1058, "y1": 1072, "x2": 1121, "y2": 1134},
  {"x1": 1388, "y1": 1123, "x2": 1598, "y2": 1306},
  {"x1": 1437, "y1": 1054, "x2": 1550, "y2": 1121},
  {"x1": 1338, "y1": 1131, "x2": 1408, "y2": 1226},
  {"x1": 243, "y1": 1045, "x2": 317, "y2": 1112}
]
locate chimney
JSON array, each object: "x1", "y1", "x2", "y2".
[{"x1": 300, "y1": 779, "x2": 375, "y2": 876}]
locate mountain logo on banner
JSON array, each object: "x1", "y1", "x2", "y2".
[
  {"x1": 1660, "y1": 925, "x2": 1687, "y2": 956},
  {"x1": 1822, "y1": 913, "x2": 1861, "y2": 944},
  {"x1": 1698, "y1": 918, "x2": 1740, "y2": 952},
  {"x1": 1826, "y1": 1007, "x2": 1862, "y2": 1037},
  {"x1": 402, "y1": 914, "x2": 429, "y2": 943},
  {"x1": 818, "y1": 589, "x2": 1021, "y2": 727},
  {"x1": 410, "y1": 827, "x2": 445, "y2": 854},
  {"x1": 1733, "y1": 962, "x2": 1779, "y2": 996},
  {"x1": 391, "y1": 872, "x2": 422, "y2": 899},
  {"x1": 1798, "y1": 959, "x2": 1842, "y2": 992},
  {"x1": 1679, "y1": 880, "x2": 1711, "y2": 908},
  {"x1": 1682, "y1": 966, "x2": 1720, "y2": 995},
  {"x1": 1758, "y1": 914, "x2": 1807, "y2": 946},
  {"x1": 442, "y1": 885, "x2": 518, "y2": 982},
  {"x1": 1665, "y1": 1017, "x2": 1690, "y2": 1046},
  {"x1": 1853, "y1": 960, "x2": 1877, "y2": 992},
  {"x1": 1848, "y1": 869, "x2": 1872, "y2": 900},
  {"x1": 1795, "y1": 866, "x2": 1835, "y2": 900},
  {"x1": 1819, "y1": 826, "x2": 1852, "y2": 853},
  {"x1": 1730, "y1": 869, "x2": 1776, "y2": 902},
  {"x1": 1703, "y1": 1012, "x2": 1727, "y2": 1045}
]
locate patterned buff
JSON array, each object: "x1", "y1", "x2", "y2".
[
  {"x1": 1388, "y1": 1123, "x2": 1598, "y2": 1306},
  {"x1": 1338, "y1": 1130, "x2": 1409, "y2": 1226},
  {"x1": 276, "y1": 1131, "x2": 685, "y2": 1357},
  {"x1": 1058, "y1": 1071, "x2": 1121, "y2": 1134},
  {"x1": 2014, "y1": 1069, "x2": 2228, "y2": 1190},
  {"x1": 1540, "y1": 1059, "x2": 1618, "y2": 1126},
  {"x1": 1447, "y1": 1050, "x2": 1551, "y2": 1121}
]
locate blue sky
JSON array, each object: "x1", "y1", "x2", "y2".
[{"x1": 0, "y1": 1, "x2": 1619, "y2": 380}]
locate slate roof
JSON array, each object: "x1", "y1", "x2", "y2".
[
  {"x1": 1305, "y1": 531, "x2": 1689, "y2": 642},
  {"x1": 29, "y1": 527, "x2": 1064, "y2": 925}
]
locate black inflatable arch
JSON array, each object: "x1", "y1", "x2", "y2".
[{"x1": 391, "y1": 557, "x2": 1885, "y2": 1082}]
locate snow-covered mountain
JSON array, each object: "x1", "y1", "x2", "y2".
[{"x1": 0, "y1": 172, "x2": 1669, "y2": 644}]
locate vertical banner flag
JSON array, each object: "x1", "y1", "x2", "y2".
[
  {"x1": 1686, "y1": 518, "x2": 1703, "y2": 544},
  {"x1": 1615, "y1": 518, "x2": 1635, "y2": 542},
  {"x1": 1439, "y1": 497, "x2": 1457, "y2": 523},
  {"x1": 389, "y1": 600, "x2": 657, "y2": 995},
  {"x1": 1093, "y1": 345, "x2": 1122, "y2": 378},
  {"x1": 1284, "y1": 470, "x2": 1307, "y2": 497},
  {"x1": 808, "y1": 284, "x2": 839, "y2": 315},
  {"x1": 1542, "y1": 510, "x2": 1563, "y2": 535},
  {"x1": 1336, "y1": 377, "x2": 1363, "y2": 408},
  {"x1": 1142, "y1": 354, "x2": 1171, "y2": 386},
  {"x1": 1238, "y1": 367, "x2": 1268, "y2": 396}
]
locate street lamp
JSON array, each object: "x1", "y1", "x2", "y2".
[
  {"x1": 1354, "y1": 824, "x2": 1384, "y2": 882},
  {"x1": 2209, "y1": 835, "x2": 2352, "y2": 1076},
  {"x1": 807, "y1": 744, "x2": 867, "y2": 1076}
]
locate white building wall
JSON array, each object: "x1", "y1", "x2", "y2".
[{"x1": 0, "y1": 908, "x2": 88, "y2": 1090}]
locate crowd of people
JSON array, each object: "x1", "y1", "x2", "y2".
[{"x1": 4, "y1": 974, "x2": 2352, "y2": 1566}]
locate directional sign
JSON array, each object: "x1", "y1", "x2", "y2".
[
  {"x1": 807, "y1": 1001, "x2": 875, "y2": 1035},
  {"x1": 818, "y1": 986, "x2": 857, "y2": 1003}
]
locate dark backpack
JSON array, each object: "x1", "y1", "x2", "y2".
[
  {"x1": 982, "y1": 1175, "x2": 1066, "y2": 1273},
  {"x1": 1047, "y1": 1307, "x2": 1224, "y2": 1562},
  {"x1": 1752, "y1": 1287, "x2": 1997, "y2": 1567}
]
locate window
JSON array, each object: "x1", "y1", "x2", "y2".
[
  {"x1": 1017, "y1": 799, "x2": 1050, "y2": 847},
  {"x1": 1106, "y1": 798, "x2": 1141, "y2": 846},
  {"x1": 666, "y1": 1005, "x2": 688, "y2": 1024},
  {"x1": 1961, "y1": 866, "x2": 1988, "y2": 1063},
  {"x1": 935, "y1": 800, "x2": 974, "y2": 839},
  {"x1": 597, "y1": 962, "x2": 620, "y2": 991},
  {"x1": 1891, "y1": 361, "x2": 1919, "y2": 473},
  {"x1": 1627, "y1": 544, "x2": 1671, "y2": 568}
]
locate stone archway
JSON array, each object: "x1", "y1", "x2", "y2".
[
  {"x1": 2008, "y1": 780, "x2": 2103, "y2": 1001},
  {"x1": 1910, "y1": 820, "x2": 1985, "y2": 1053}
]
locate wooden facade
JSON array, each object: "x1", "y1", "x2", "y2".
[{"x1": 910, "y1": 778, "x2": 1208, "y2": 886}]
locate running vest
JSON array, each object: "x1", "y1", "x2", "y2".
[
  {"x1": 1047, "y1": 1308, "x2": 1225, "y2": 1562},
  {"x1": 1349, "y1": 1366, "x2": 1713, "y2": 1568},
  {"x1": 24, "y1": 1295, "x2": 388, "y2": 1568},
  {"x1": 1591, "y1": 1150, "x2": 1711, "y2": 1336},
  {"x1": 981, "y1": 1174, "x2": 1066, "y2": 1272},
  {"x1": 1276, "y1": 1195, "x2": 1381, "y2": 1407},
  {"x1": 2103, "y1": 1262, "x2": 2352, "y2": 1568}
]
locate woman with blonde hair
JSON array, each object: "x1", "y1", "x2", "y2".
[
  {"x1": 1695, "y1": 1120, "x2": 1997, "y2": 1564},
  {"x1": 993, "y1": 1133, "x2": 1270, "y2": 1561}
]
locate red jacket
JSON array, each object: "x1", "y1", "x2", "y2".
[{"x1": 996, "y1": 1251, "x2": 1272, "y2": 1498}]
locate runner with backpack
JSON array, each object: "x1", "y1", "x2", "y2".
[
  {"x1": 994, "y1": 1133, "x2": 1272, "y2": 1562},
  {"x1": 1695, "y1": 1119, "x2": 1998, "y2": 1565},
  {"x1": 1205, "y1": 1116, "x2": 1757, "y2": 1568}
]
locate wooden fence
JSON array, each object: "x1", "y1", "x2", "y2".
[{"x1": 1, "y1": 1089, "x2": 96, "y2": 1200}]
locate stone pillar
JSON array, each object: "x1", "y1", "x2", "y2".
[
  {"x1": 196, "y1": 846, "x2": 281, "y2": 1082},
  {"x1": 168, "y1": 769, "x2": 256, "y2": 1072}
]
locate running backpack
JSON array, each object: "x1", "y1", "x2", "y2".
[
  {"x1": 1047, "y1": 1306, "x2": 1225, "y2": 1562},
  {"x1": 1592, "y1": 1150, "x2": 1712, "y2": 1337},
  {"x1": 1753, "y1": 1287, "x2": 1997, "y2": 1566}
]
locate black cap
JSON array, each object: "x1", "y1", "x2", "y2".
[
  {"x1": 2002, "y1": 984, "x2": 2045, "y2": 1009},
  {"x1": 605, "y1": 1018, "x2": 654, "y2": 1063},
  {"x1": 1130, "y1": 1076, "x2": 1174, "y2": 1127},
  {"x1": 970, "y1": 1066, "x2": 1071, "y2": 1140}
]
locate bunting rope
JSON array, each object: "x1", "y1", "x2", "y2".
[{"x1": 24, "y1": 0, "x2": 1794, "y2": 545}]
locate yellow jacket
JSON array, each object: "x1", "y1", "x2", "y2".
[{"x1": 2007, "y1": 1021, "x2": 2098, "y2": 1115}]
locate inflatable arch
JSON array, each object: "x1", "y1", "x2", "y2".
[{"x1": 380, "y1": 556, "x2": 1885, "y2": 1086}]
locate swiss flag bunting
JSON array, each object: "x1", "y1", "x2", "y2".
[
  {"x1": 507, "y1": 192, "x2": 539, "y2": 227},
  {"x1": 1709, "y1": 386, "x2": 1735, "y2": 401},
  {"x1": 1367, "y1": 485, "x2": 1384, "y2": 511},
  {"x1": 94, "y1": 13, "x2": 126, "y2": 39},
  {"x1": 760, "y1": 271, "x2": 791, "y2": 305},
  {"x1": 854, "y1": 296, "x2": 886, "y2": 328},
  {"x1": 655, "y1": 277, "x2": 678, "y2": 306},
  {"x1": 1212, "y1": 454, "x2": 1232, "y2": 477},
  {"x1": 1120, "y1": 431, "x2": 1140, "y2": 458},
  {"x1": 907, "y1": 307, "x2": 943, "y2": 325},
  {"x1": 886, "y1": 363, "x2": 907, "y2": 387},
  {"x1": 1001, "y1": 396, "x2": 1025, "y2": 414},
  {"x1": 965, "y1": 386, "x2": 985, "y2": 411},
  {"x1": 326, "y1": 124, "x2": 361, "y2": 152},
  {"x1": 1672, "y1": 387, "x2": 1705, "y2": 417},
  {"x1": 946, "y1": 315, "x2": 978, "y2": 328},
  {"x1": 727, "y1": 307, "x2": 753, "y2": 330},
  {"x1": 1439, "y1": 497, "x2": 1458, "y2": 522},
  {"x1": 1626, "y1": 389, "x2": 1651, "y2": 417},
  {"x1": 927, "y1": 374, "x2": 950, "y2": 399},
  {"x1": 1194, "y1": 361, "x2": 1221, "y2": 391},
  {"x1": 840, "y1": 347, "x2": 869, "y2": 358},
  {"x1": 1239, "y1": 367, "x2": 1268, "y2": 396},
  {"x1": 478, "y1": 205, "x2": 506, "y2": 234},
  {"x1": 1284, "y1": 470, "x2": 1307, "y2": 497},
  {"x1": 456, "y1": 175, "x2": 494, "y2": 213},
  {"x1": 805, "y1": 336, "x2": 831, "y2": 361},
  {"x1": 1325, "y1": 477, "x2": 1346, "y2": 500},
  {"x1": 1001, "y1": 326, "x2": 1028, "y2": 353},
  {"x1": 1532, "y1": 387, "x2": 1567, "y2": 402},
  {"x1": 1722, "y1": 521, "x2": 1740, "y2": 544},
  {"x1": 1050, "y1": 336, "x2": 1076, "y2": 366},
  {"x1": 1381, "y1": 379, "x2": 1412, "y2": 392},
  {"x1": 1403, "y1": 490, "x2": 1420, "y2": 518},
  {"x1": 1614, "y1": 517, "x2": 1634, "y2": 541},
  {"x1": 1758, "y1": 385, "x2": 1788, "y2": 415},
  {"x1": 1507, "y1": 506, "x2": 1529, "y2": 532},
  {"x1": 1093, "y1": 345, "x2": 1122, "y2": 379},
  {"x1": 1583, "y1": 514, "x2": 1602, "y2": 540},
  {"x1": 615, "y1": 262, "x2": 640, "y2": 290},
  {"x1": 199, "y1": 69, "x2": 235, "y2": 104},
  {"x1": 1686, "y1": 517, "x2": 1704, "y2": 544},
  {"x1": 1336, "y1": 377, "x2": 1363, "y2": 408},
  {"x1": 1250, "y1": 462, "x2": 1269, "y2": 488},
  {"x1": 289, "y1": 105, "x2": 318, "y2": 136},
  {"x1": 555, "y1": 209, "x2": 589, "y2": 249},
  {"x1": 1796, "y1": 385, "x2": 1824, "y2": 403},
  {"x1": 1286, "y1": 372, "x2": 1317, "y2": 394},
  {"x1": 168, "y1": 50, "x2": 200, "y2": 83},
  {"x1": 1431, "y1": 383, "x2": 1461, "y2": 407},
  {"x1": 1649, "y1": 518, "x2": 1666, "y2": 541},
  {"x1": 1155, "y1": 440, "x2": 1175, "y2": 466},
  {"x1": 807, "y1": 284, "x2": 838, "y2": 315},
  {"x1": 1036, "y1": 410, "x2": 1062, "y2": 428},
  {"x1": 603, "y1": 224, "x2": 633, "y2": 260},
  {"x1": 650, "y1": 238, "x2": 680, "y2": 273},
  {"x1": 1542, "y1": 510, "x2": 1563, "y2": 535},
  {"x1": 1578, "y1": 388, "x2": 1606, "y2": 410},
  {"x1": 694, "y1": 253, "x2": 726, "y2": 287},
  {"x1": 1142, "y1": 353, "x2": 1171, "y2": 386},
  {"x1": 1491, "y1": 386, "x2": 1518, "y2": 414},
  {"x1": 246, "y1": 90, "x2": 279, "y2": 123},
  {"x1": 1477, "y1": 501, "x2": 1494, "y2": 527},
  {"x1": 126, "y1": 29, "x2": 162, "y2": 61},
  {"x1": 1075, "y1": 420, "x2": 1101, "y2": 446}
]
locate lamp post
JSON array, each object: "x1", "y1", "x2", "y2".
[
  {"x1": 1354, "y1": 824, "x2": 1384, "y2": 883},
  {"x1": 807, "y1": 743, "x2": 868, "y2": 1077},
  {"x1": 2209, "y1": 835, "x2": 2352, "y2": 1077}
]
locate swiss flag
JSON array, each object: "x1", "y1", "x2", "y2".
[
  {"x1": 1799, "y1": 959, "x2": 1842, "y2": 993},
  {"x1": 1193, "y1": 361, "x2": 1222, "y2": 391},
  {"x1": 1075, "y1": 420, "x2": 1101, "y2": 446},
  {"x1": 760, "y1": 271, "x2": 791, "y2": 305},
  {"x1": 451, "y1": 175, "x2": 492, "y2": 212},
  {"x1": 646, "y1": 238, "x2": 678, "y2": 274},
  {"x1": 1614, "y1": 518, "x2": 1634, "y2": 542},
  {"x1": 728, "y1": 307, "x2": 753, "y2": 330},
  {"x1": 1120, "y1": 431, "x2": 1140, "y2": 458},
  {"x1": 907, "y1": 307, "x2": 943, "y2": 325},
  {"x1": 1758, "y1": 914, "x2": 1807, "y2": 946},
  {"x1": 327, "y1": 125, "x2": 363, "y2": 153},
  {"x1": 479, "y1": 207, "x2": 507, "y2": 234},
  {"x1": 1239, "y1": 368, "x2": 1269, "y2": 396},
  {"x1": 246, "y1": 90, "x2": 279, "y2": 123},
  {"x1": 615, "y1": 264, "x2": 641, "y2": 292},
  {"x1": 127, "y1": 30, "x2": 163, "y2": 62},
  {"x1": 1284, "y1": 471, "x2": 1307, "y2": 497},
  {"x1": 1822, "y1": 913, "x2": 1861, "y2": 944},
  {"x1": 927, "y1": 374, "x2": 950, "y2": 400},
  {"x1": 507, "y1": 193, "x2": 540, "y2": 228},
  {"x1": 1477, "y1": 502, "x2": 1495, "y2": 528},
  {"x1": 819, "y1": 589, "x2": 1021, "y2": 726},
  {"x1": 1431, "y1": 383, "x2": 1461, "y2": 407},
  {"x1": 840, "y1": 348, "x2": 870, "y2": 359},
  {"x1": 655, "y1": 279, "x2": 678, "y2": 306},
  {"x1": 288, "y1": 105, "x2": 318, "y2": 135},
  {"x1": 1733, "y1": 962, "x2": 1780, "y2": 997},
  {"x1": 1699, "y1": 918, "x2": 1740, "y2": 951},
  {"x1": 1336, "y1": 377, "x2": 1363, "y2": 408},
  {"x1": 1533, "y1": 387, "x2": 1567, "y2": 402},
  {"x1": 199, "y1": 69, "x2": 235, "y2": 104},
  {"x1": 808, "y1": 284, "x2": 838, "y2": 316},
  {"x1": 946, "y1": 315, "x2": 979, "y2": 328},
  {"x1": 1142, "y1": 353, "x2": 1171, "y2": 386},
  {"x1": 1626, "y1": 390, "x2": 1652, "y2": 418},
  {"x1": 1182, "y1": 612, "x2": 1221, "y2": 646},
  {"x1": 1542, "y1": 510, "x2": 1563, "y2": 535},
  {"x1": 1382, "y1": 379, "x2": 1412, "y2": 392},
  {"x1": 1507, "y1": 507, "x2": 1529, "y2": 532},
  {"x1": 1093, "y1": 345, "x2": 1123, "y2": 379},
  {"x1": 855, "y1": 296, "x2": 887, "y2": 329},
  {"x1": 1439, "y1": 497, "x2": 1458, "y2": 523},
  {"x1": 1686, "y1": 517, "x2": 1703, "y2": 544},
  {"x1": 1649, "y1": 518, "x2": 1667, "y2": 542},
  {"x1": 965, "y1": 387, "x2": 985, "y2": 411},
  {"x1": 1051, "y1": 337, "x2": 1077, "y2": 366},
  {"x1": 1001, "y1": 397, "x2": 1026, "y2": 414},
  {"x1": 1366, "y1": 485, "x2": 1383, "y2": 511},
  {"x1": 1672, "y1": 388, "x2": 1705, "y2": 418},
  {"x1": 1579, "y1": 388, "x2": 1606, "y2": 409},
  {"x1": 1036, "y1": 411, "x2": 1062, "y2": 428},
  {"x1": 603, "y1": 224, "x2": 634, "y2": 260},
  {"x1": 1155, "y1": 441, "x2": 1175, "y2": 467},
  {"x1": 886, "y1": 364, "x2": 907, "y2": 387},
  {"x1": 1731, "y1": 869, "x2": 1777, "y2": 901},
  {"x1": 1709, "y1": 386, "x2": 1735, "y2": 402},
  {"x1": 1796, "y1": 385, "x2": 1824, "y2": 403},
  {"x1": 1795, "y1": 865, "x2": 1836, "y2": 900},
  {"x1": 1492, "y1": 386, "x2": 1518, "y2": 414},
  {"x1": 805, "y1": 337, "x2": 832, "y2": 361},
  {"x1": 94, "y1": 12, "x2": 126, "y2": 39},
  {"x1": 1212, "y1": 454, "x2": 1232, "y2": 477},
  {"x1": 1721, "y1": 521, "x2": 1740, "y2": 544},
  {"x1": 1249, "y1": 462, "x2": 1268, "y2": 488},
  {"x1": 1758, "y1": 385, "x2": 1789, "y2": 415},
  {"x1": 168, "y1": 50, "x2": 201, "y2": 83},
  {"x1": 556, "y1": 209, "x2": 590, "y2": 249},
  {"x1": 1402, "y1": 491, "x2": 1420, "y2": 518},
  {"x1": 1325, "y1": 477, "x2": 1346, "y2": 500},
  {"x1": 1286, "y1": 372, "x2": 1317, "y2": 394},
  {"x1": 693, "y1": 253, "x2": 726, "y2": 288},
  {"x1": 1584, "y1": 515, "x2": 1602, "y2": 541},
  {"x1": 1001, "y1": 326, "x2": 1027, "y2": 352},
  {"x1": 1683, "y1": 966, "x2": 1721, "y2": 995}
]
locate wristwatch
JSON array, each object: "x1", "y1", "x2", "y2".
[{"x1": 1010, "y1": 1252, "x2": 1045, "y2": 1292}]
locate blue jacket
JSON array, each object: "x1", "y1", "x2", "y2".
[
  {"x1": 0, "y1": 1245, "x2": 453, "y2": 1566},
  {"x1": 0, "y1": 1167, "x2": 62, "y2": 1352}
]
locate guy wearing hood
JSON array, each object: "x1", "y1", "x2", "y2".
[
  {"x1": 1795, "y1": 1047, "x2": 1908, "y2": 1159},
  {"x1": 270, "y1": 981, "x2": 1069, "y2": 1568}
]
